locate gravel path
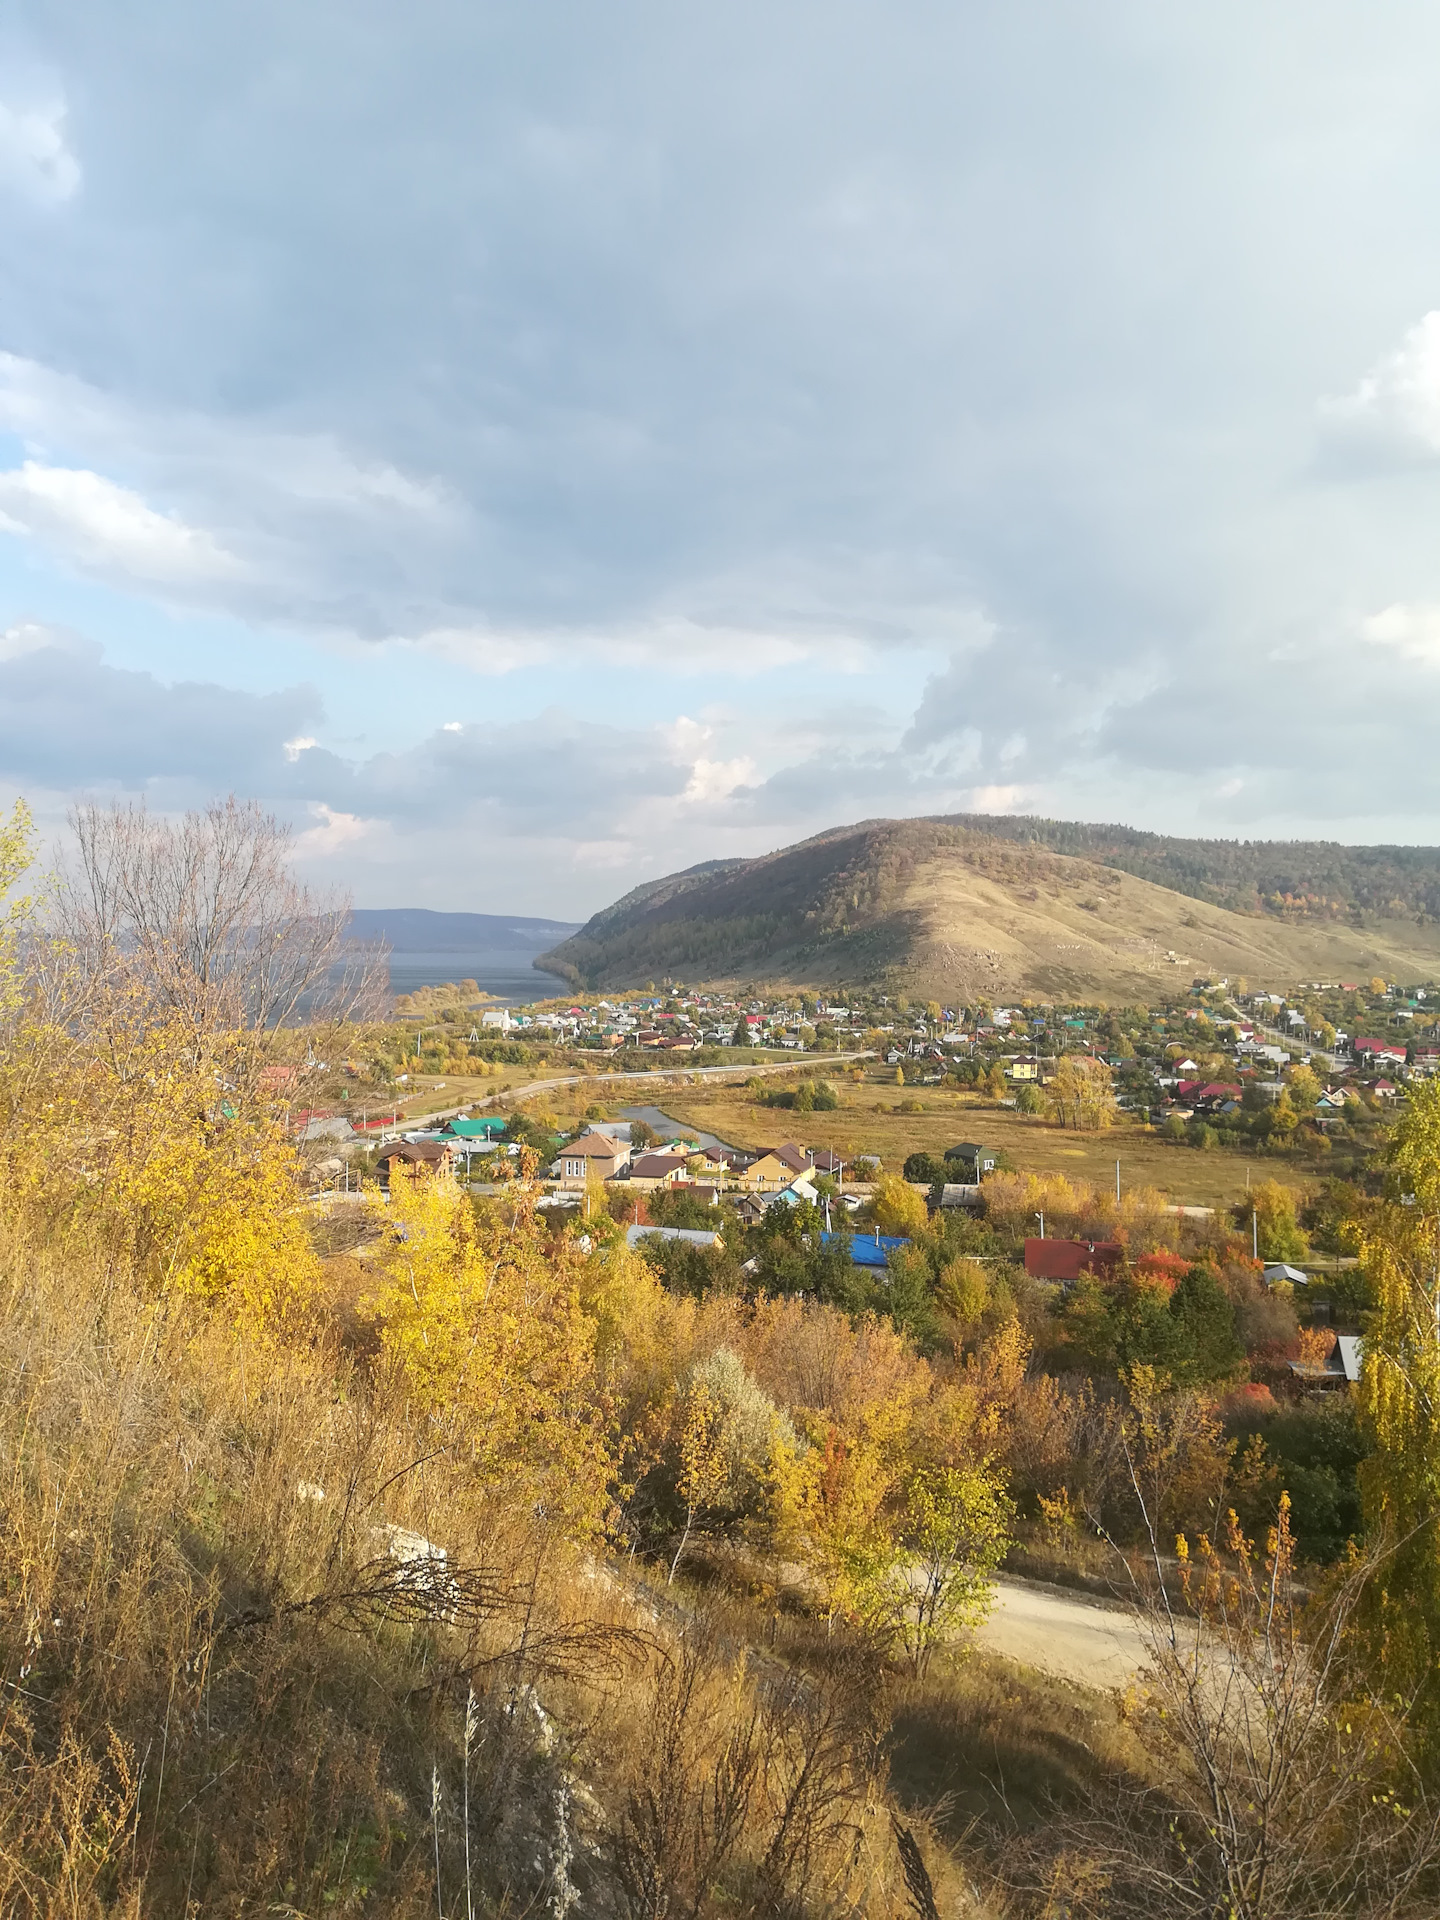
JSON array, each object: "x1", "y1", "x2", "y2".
[{"x1": 975, "y1": 1576, "x2": 1153, "y2": 1689}]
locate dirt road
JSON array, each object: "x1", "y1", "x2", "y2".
[
  {"x1": 390, "y1": 1052, "x2": 875, "y2": 1131},
  {"x1": 975, "y1": 1577, "x2": 1152, "y2": 1690}
]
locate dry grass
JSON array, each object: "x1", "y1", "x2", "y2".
[
  {"x1": 0, "y1": 1236, "x2": 957, "y2": 1917},
  {"x1": 659, "y1": 1074, "x2": 1312, "y2": 1208}
]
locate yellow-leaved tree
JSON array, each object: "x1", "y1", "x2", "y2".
[
  {"x1": 1353, "y1": 1078, "x2": 1440, "y2": 1748},
  {"x1": 363, "y1": 1171, "x2": 611, "y2": 1536}
]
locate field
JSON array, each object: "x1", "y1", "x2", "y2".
[{"x1": 655, "y1": 1069, "x2": 1312, "y2": 1209}]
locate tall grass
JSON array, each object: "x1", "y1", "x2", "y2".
[{"x1": 0, "y1": 1237, "x2": 929, "y2": 1916}]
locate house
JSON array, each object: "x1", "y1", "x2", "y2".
[
  {"x1": 622, "y1": 1150, "x2": 692, "y2": 1190},
  {"x1": 819, "y1": 1231, "x2": 910, "y2": 1269},
  {"x1": 943, "y1": 1142, "x2": 996, "y2": 1180},
  {"x1": 1006, "y1": 1059, "x2": 1041, "y2": 1081},
  {"x1": 806, "y1": 1148, "x2": 845, "y2": 1178},
  {"x1": 1023, "y1": 1238, "x2": 1123, "y2": 1283},
  {"x1": 446, "y1": 1115, "x2": 508, "y2": 1141},
  {"x1": 480, "y1": 1009, "x2": 513, "y2": 1031},
  {"x1": 1263, "y1": 1263, "x2": 1309, "y2": 1287},
  {"x1": 1354, "y1": 1038, "x2": 1407, "y2": 1066},
  {"x1": 769, "y1": 1173, "x2": 820, "y2": 1209},
  {"x1": 1290, "y1": 1333, "x2": 1363, "y2": 1389},
  {"x1": 625, "y1": 1225, "x2": 724, "y2": 1250},
  {"x1": 552, "y1": 1130, "x2": 632, "y2": 1186},
  {"x1": 377, "y1": 1139, "x2": 458, "y2": 1181},
  {"x1": 734, "y1": 1143, "x2": 812, "y2": 1191}
]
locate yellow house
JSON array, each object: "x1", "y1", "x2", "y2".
[{"x1": 733, "y1": 1142, "x2": 812, "y2": 1191}]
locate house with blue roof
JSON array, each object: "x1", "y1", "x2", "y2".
[{"x1": 819, "y1": 1231, "x2": 910, "y2": 1270}]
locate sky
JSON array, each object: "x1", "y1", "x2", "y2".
[{"x1": 4, "y1": 2, "x2": 1440, "y2": 915}]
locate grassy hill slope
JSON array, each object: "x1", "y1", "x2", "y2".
[
  {"x1": 541, "y1": 817, "x2": 1440, "y2": 998},
  {"x1": 951, "y1": 815, "x2": 1440, "y2": 921}
]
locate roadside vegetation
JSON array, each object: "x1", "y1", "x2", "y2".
[{"x1": 5, "y1": 796, "x2": 1440, "y2": 1915}]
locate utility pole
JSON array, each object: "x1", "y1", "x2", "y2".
[
  {"x1": 1115, "y1": 1159, "x2": 1121, "y2": 1203},
  {"x1": 1035, "y1": 1210, "x2": 1045, "y2": 1239}
]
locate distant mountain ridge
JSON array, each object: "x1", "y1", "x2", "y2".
[
  {"x1": 347, "y1": 908, "x2": 581, "y2": 953},
  {"x1": 538, "y1": 815, "x2": 1440, "y2": 1000}
]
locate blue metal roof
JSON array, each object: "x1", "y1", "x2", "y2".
[{"x1": 819, "y1": 1231, "x2": 910, "y2": 1269}]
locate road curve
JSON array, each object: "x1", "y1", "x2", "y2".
[{"x1": 974, "y1": 1576, "x2": 1152, "y2": 1690}]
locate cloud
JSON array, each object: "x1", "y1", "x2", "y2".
[
  {"x1": 0, "y1": 637, "x2": 323, "y2": 790},
  {"x1": 0, "y1": 95, "x2": 79, "y2": 202},
  {"x1": 1362, "y1": 603, "x2": 1440, "y2": 666},
  {"x1": 1325, "y1": 313, "x2": 1440, "y2": 454},
  {"x1": 12, "y1": 3, "x2": 1440, "y2": 889},
  {"x1": 0, "y1": 462, "x2": 242, "y2": 587}
]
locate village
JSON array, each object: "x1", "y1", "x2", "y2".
[{"x1": 272, "y1": 966, "x2": 1440, "y2": 1408}]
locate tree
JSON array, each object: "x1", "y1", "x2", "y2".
[
  {"x1": 59, "y1": 796, "x2": 382, "y2": 1033},
  {"x1": 881, "y1": 1463, "x2": 1012, "y2": 1677},
  {"x1": 1047, "y1": 1055, "x2": 1117, "y2": 1130},
  {"x1": 1049, "y1": 1490, "x2": 1440, "y2": 1918},
  {"x1": 1284, "y1": 1063, "x2": 1322, "y2": 1110},
  {"x1": 668, "y1": 1381, "x2": 731, "y2": 1583},
  {"x1": 364, "y1": 1175, "x2": 609, "y2": 1535},
  {"x1": 1353, "y1": 1079, "x2": 1440, "y2": 1751},
  {"x1": 870, "y1": 1175, "x2": 928, "y2": 1238},
  {"x1": 1168, "y1": 1264, "x2": 1244, "y2": 1386},
  {"x1": 1233, "y1": 1179, "x2": 1309, "y2": 1263}
]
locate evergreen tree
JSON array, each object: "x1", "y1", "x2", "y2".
[{"x1": 1169, "y1": 1264, "x2": 1244, "y2": 1386}]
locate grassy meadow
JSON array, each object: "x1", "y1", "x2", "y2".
[{"x1": 656, "y1": 1068, "x2": 1312, "y2": 1208}]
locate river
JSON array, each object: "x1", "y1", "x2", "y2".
[{"x1": 617, "y1": 1105, "x2": 738, "y2": 1154}]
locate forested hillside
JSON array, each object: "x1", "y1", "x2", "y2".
[
  {"x1": 955, "y1": 815, "x2": 1440, "y2": 921},
  {"x1": 541, "y1": 816, "x2": 1440, "y2": 997}
]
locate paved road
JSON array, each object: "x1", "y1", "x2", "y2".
[{"x1": 974, "y1": 1576, "x2": 1152, "y2": 1689}]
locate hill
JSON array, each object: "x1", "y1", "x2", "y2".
[
  {"x1": 953, "y1": 816, "x2": 1440, "y2": 922},
  {"x1": 538, "y1": 816, "x2": 1440, "y2": 999},
  {"x1": 345, "y1": 907, "x2": 580, "y2": 951}
]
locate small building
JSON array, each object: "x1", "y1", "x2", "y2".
[
  {"x1": 552, "y1": 1131, "x2": 632, "y2": 1186},
  {"x1": 937, "y1": 1183, "x2": 982, "y2": 1211},
  {"x1": 819, "y1": 1231, "x2": 911, "y2": 1269},
  {"x1": 1290, "y1": 1334, "x2": 1363, "y2": 1389},
  {"x1": 1263, "y1": 1263, "x2": 1309, "y2": 1287},
  {"x1": 377, "y1": 1139, "x2": 458, "y2": 1181},
  {"x1": 943, "y1": 1142, "x2": 996, "y2": 1180},
  {"x1": 625, "y1": 1225, "x2": 724, "y2": 1250},
  {"x1": 446, "y1": 1115, "x2": 508, "y2": 1140},
  {"x1": 1023, "y1": 1238, "x2": 1123, "y2": 1283}
]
